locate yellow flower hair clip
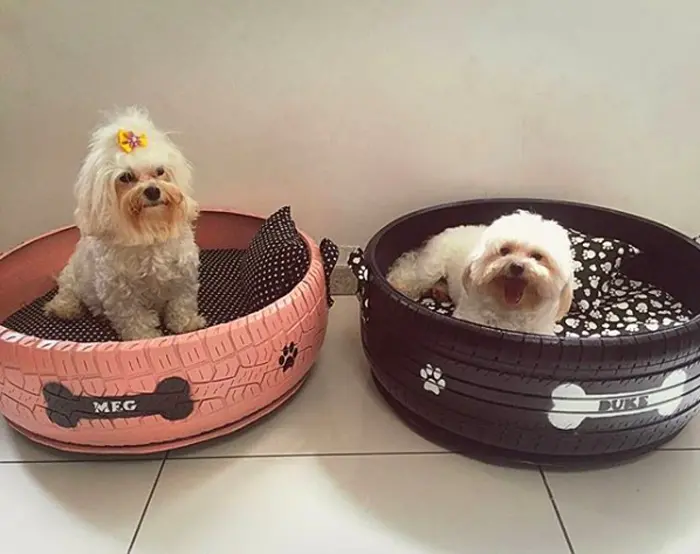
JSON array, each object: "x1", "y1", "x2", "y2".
[{"x1": 117, "y1": 129, "x2": 148, "y2": 153}]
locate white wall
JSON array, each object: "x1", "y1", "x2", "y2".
[{"x1": 2, "y1": 0, "x2": 700, "y2": 251}]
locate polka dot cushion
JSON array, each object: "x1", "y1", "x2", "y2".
[
  {"x1": 568, "y1": 228, "x2": 640, "y2": 311},
  {"x1": 235, "y1": 206, "x2": 311, "y2": 314},
  {"x1": 2, "y1": 206, "x2": 337, "y2": 342}
]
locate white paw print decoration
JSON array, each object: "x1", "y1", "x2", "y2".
[
  {"x1": 564, "y1": 317, "x2": 580, "y2": 328},
  {"x1": 645, "y1": 318, "x2": 660, "y2": 331},
  {"x1": 420, "y1": 364, "x2": 446, "y2": 395},
  {"x1": 360, "y1": 293, "x2": 370, "y2": 323}
]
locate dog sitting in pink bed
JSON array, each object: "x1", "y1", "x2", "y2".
[{"x1": 45, "y1": 107, "x2": 206, "y2": 341}]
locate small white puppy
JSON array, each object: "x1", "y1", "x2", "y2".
[
  {"x1": 45, "y1": 107, "x2": 206, "y2": 340},
  {"x1": 387, "y1": 210, "x2": 574, "y2": 335}
]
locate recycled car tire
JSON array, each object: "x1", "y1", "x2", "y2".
[
  {"x1": 349, "y1": 198, "x2": 700, "y2": 466},
  {"x1": 0, "y1": 209, "x2": 335, "y2": 455}
]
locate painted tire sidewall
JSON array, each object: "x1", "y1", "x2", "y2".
[{"x1": 358, "y1": 198, "x2": 700, "y2": 459}]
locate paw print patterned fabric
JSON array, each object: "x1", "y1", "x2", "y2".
[
  {"x1": 414, "y1": 229, "x2": 694, "y2": 338},
  {"x1": 554, "y1": 276, "x2": 693, "y2": 338},
  {"x1": 347, "y1": 248, "x2": 371, "y2": 322},
  {"x1": 2, "y1": 206, "x2": 336, "y2": 342},
  {"x1": 567, "y1": 228, "x2": 640, "y2": 311}
]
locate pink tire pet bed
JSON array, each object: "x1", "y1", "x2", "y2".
[{"x1": 0, "y1": 207, "x2": 338, "y2": 454}]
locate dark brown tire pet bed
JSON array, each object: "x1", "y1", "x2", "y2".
[{"x1": 349, "y1": 198, "x2": 700, "y2": 467}]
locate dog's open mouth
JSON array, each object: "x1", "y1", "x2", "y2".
[{"x1": 503, "y1": 277, "x2": 527, "y2": 306}]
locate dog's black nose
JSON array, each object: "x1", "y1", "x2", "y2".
[
  {"x1": 509, "y1": 262, "x2": 524, "y2": 277},
  {"x1": 143, "y1": 186, "x2": 161, "y2": 201}
]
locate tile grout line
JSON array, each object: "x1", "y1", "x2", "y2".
[
  {"x1": 539, "y1": 467, "x2": 577, "y2": 554},
  {"x1": 0, "y1": 456, "x2": 166, "y2": 465},
  {"x1": 126, "y1": 453, "x2": 168, "y2": 554},
  {"x1": 0, "y1": 450, "x2": 453, "y2": 465},
  {"x1": 167, "y1": 450, "x2": 452, "y2": 461},
  {"x1": 1, "y1": 444, "x2": 689, "y2": 464}
]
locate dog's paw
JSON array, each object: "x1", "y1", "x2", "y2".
[
  {"x1": 44, "y1": 294, "x2": 83, "y2": 320},
  {"x1": 166, "y1": 313, "x2": 207, "y2": 335},
  {"x1": 429, "y1": 281, "x2": 451, "y2": 303},
  {"x1": 388, "y1": 279, "x2": 421, "y2": 301},
  {"x1": 119, "y1": 327, "x2": 163, "y2": 341}
]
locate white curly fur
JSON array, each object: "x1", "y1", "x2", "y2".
[
  {"x1": 44, "y1": 107, "x2": 205, "y2": 341},
  {"x1": 387, "y1": 210, "x2": 574, "y2": 335}
]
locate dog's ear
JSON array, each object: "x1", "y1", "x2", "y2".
[
  {"x1": 183, "y1": 195, "x2": 200, "y2": 223},
  {"x1": 556, "y1": 278, "x2": 574, "y2": 321},
  {"x1": 461, "y1": 261, "x2": 472, "y2": 291},
  {"x1": 73, "y1": 152, "x2": 115, "y2": 237}
]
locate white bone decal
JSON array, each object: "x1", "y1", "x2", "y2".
[{"x1": 548, "y1": 369, "x2": 687, "y2": 430}]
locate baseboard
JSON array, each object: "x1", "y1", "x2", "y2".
[{"x1": 329, "y1": 245, "x2": 360, "y2": 296}]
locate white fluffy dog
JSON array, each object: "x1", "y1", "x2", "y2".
[
  {"x1": 387, "y1": 210, "x2": 574, "y2": 335},
  {"x1": 44, "y1": 107, "x2": 206, "y2": 341}
]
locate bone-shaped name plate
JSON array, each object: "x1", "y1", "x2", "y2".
[
  {"x1": 548, "y1": 369, "x2": 687, "y2": 430},
  {"x1": 42, "y1": 377, "x2": 194, "y2": 429}
]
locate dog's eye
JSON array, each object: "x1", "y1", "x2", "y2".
[
  {"x1": 530, "y1": 252, "x2": 543, "y2": 261},
  {"x1": 499, "y1": 246, "x2": 511, "y2": 256},
  {"x1": 155, "y1": 167, "x2": 166, "y2": 177},
  {"x1": 118, "y1": 171, "x2": 136, "y2": 184}
]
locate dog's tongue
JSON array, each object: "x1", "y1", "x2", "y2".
[{"x1": 504, "y1": 278, "x2": 526, "y2": 305}]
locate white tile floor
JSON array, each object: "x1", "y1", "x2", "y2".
[{"x1": 2, "y1": 297, "x2": 700, "y2": 553}]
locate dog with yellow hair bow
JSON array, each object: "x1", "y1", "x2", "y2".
[{"x1": 45, "y1": 107, "x2": 205, "y2": 340}]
